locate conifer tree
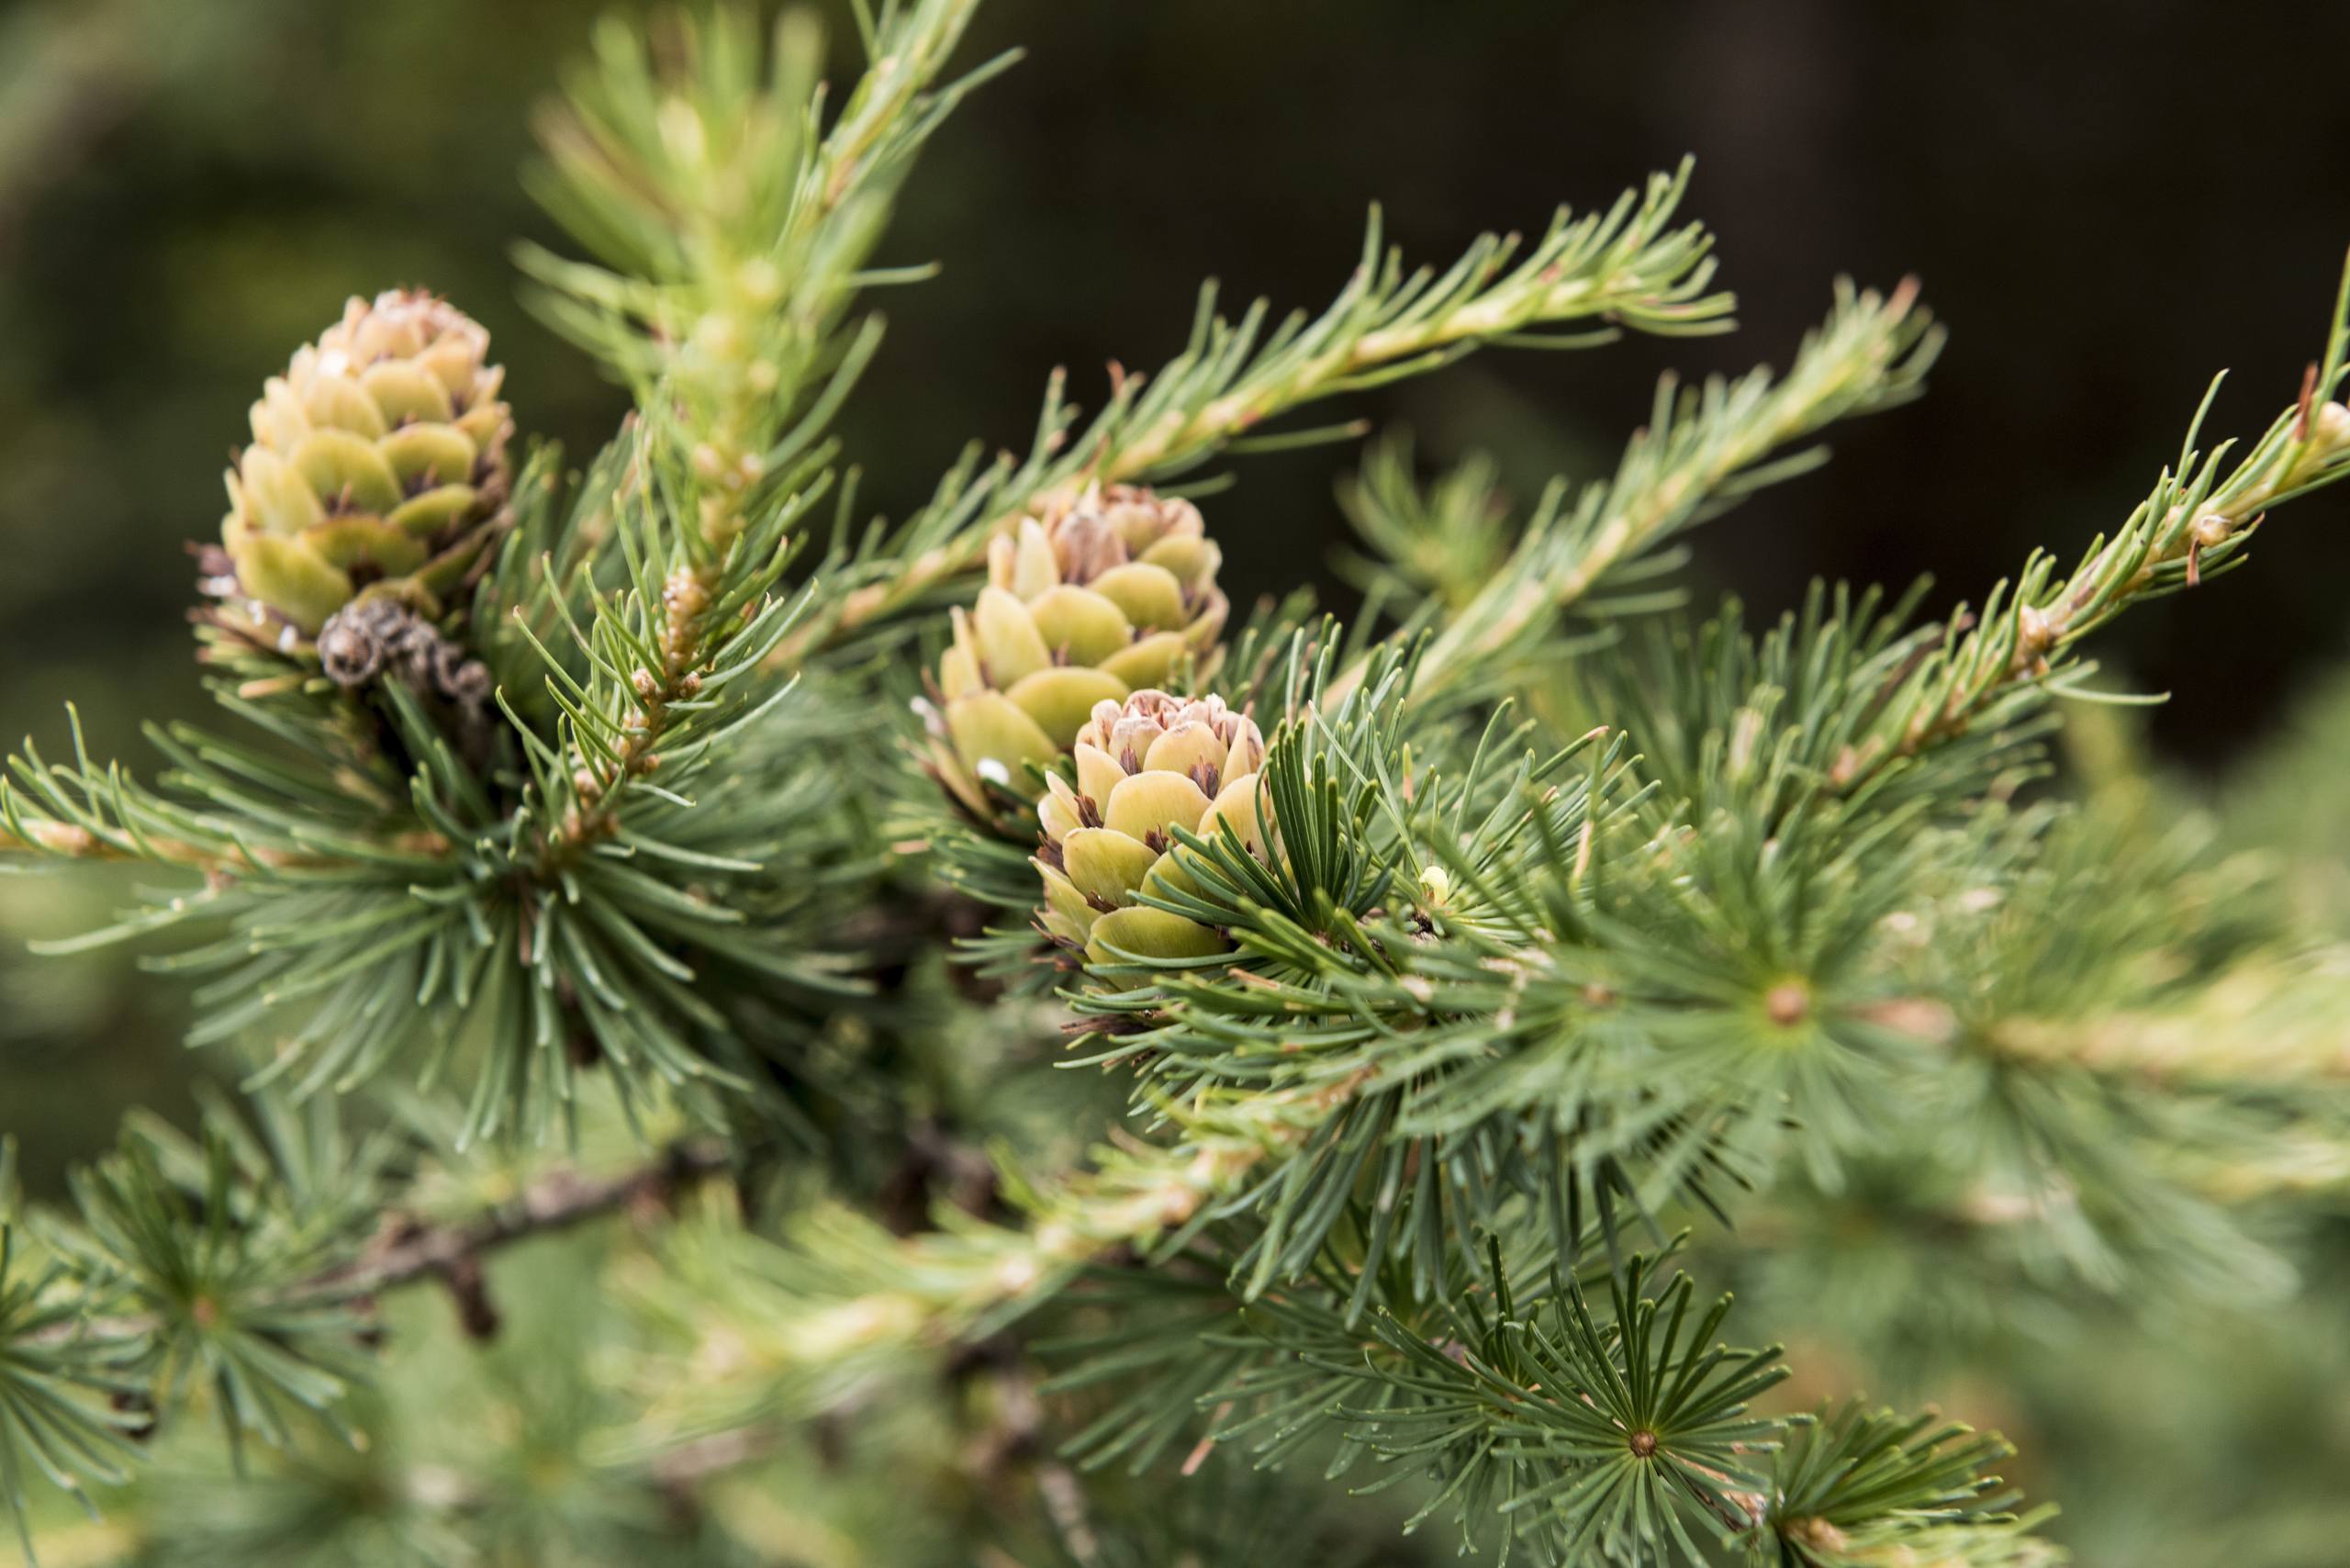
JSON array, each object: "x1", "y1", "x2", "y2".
[{"x1": 4, "y1": 5, "x2": 2348, "y2": 1563}]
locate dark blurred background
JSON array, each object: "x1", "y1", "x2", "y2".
[{"x1": 4, "y1": 0, "x2": 2348, "y2": 1159}]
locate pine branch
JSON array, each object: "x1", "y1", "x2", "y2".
[
  {"x1": 0, "y1": 1, "x2": 999, "y2": 1124},
  {"x1": 1958, "y1": 959, "x2": 2350, "y2": 1090},
  {"x1": 0, "y1": 699, "x2": 447, "y2": 877},
  {"x1": 769, "y1": 161, "x2": 1733, "y2": 666},
  {"x1": 1040, "y1": 1257, "x2": 2059, "y2": 1567},
  {"x1": 1731, "y1": 1404, "x2": 2059, "y2": 1568},
  {"x1": 0, "y1": 1090, "x2": 741, "y2": 1558},
  {"x1": 1330, "y1": 277, "x2": 1940, "y2": 707},
  {"x1": 619, "y1": 687, "x2": 1627, "y2": 1444},
  {"x1": 0, "y1": 817, "x2": 303, "y2": 875},
  {"x1": 1848, "y1": 262, "x2": 2350, "y2": 788},
  {"x1": 20, "y1": 1140, "x2": 726, "y2": 1351},
  {"x1": 617, "y1": 1078, "x2": 1345, "y2": 1456},
  {"x1": 522, "y1": 0, "x2": 1008, "y2": 546},
  {"x1": 620, "y1": 1204, "x2": 2059, "y2": 1566},
  {"x1": 517, "y1": 3, "x2": 1008, "y2": 858},
  {"x1": 328, "y1": 1137, "x2": 732, "y2": 1305}
]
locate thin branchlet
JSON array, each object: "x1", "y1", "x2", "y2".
[
  {"x1": 768, "y1": 161, "x2": 1735, "y2": 666},
  {"x1": 1849, "y1": 302, "x2": 2350, "y2": 787}
]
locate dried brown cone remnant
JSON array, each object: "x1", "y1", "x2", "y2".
[
  {"x1": 925, "y1": 485, "x2": 1228, "y2": 821},
  {"x1": 214, "y1": 289, "x2": 514, "y2": 644},
  {"x1": 1034, "y1": 690, "x2": 1269, "y2": 966},
  {"x1": 317, "y1": 597, "x2": 489, "y2": 702},
  {"x1": 316, "y1": 596, "x2": 498, "y2": 764}
]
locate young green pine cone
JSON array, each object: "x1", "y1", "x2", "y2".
[
  {"x1": 933, "y1": 486, "x2": 1228, "y2": 815},
  {"x1": 1034, "y1": 690, "x2": 1268, "y2": 965},
  {"x1": 219, "y1": 290, "x2": 514, "y2": 637}
]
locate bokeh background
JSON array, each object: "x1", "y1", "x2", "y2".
[{"x1": 4, "y1": 1, "x2": 2349, "y2": 1559}]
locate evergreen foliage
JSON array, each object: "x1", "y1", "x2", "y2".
[{"x1": 3, "y1": 4, "x2": 2348, "y2": 1563}]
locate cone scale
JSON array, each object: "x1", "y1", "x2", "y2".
[
  {"x1": 1032, "y1": 690, "x2": 1268, "y2": 965},
  {"x1": 929, "y1": 486, "x2": 1228, "y2": 817}
]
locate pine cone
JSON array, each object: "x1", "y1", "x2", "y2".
[
  {"x1": 1033, "y1": 689, "x2": 1266, "y2": 964},
  {"x1": 932, "y1": 486, "x2": 1227, "y2": 815},
  {"x1": 219, "y1": 290, "x2": 513, "y2": 636}
]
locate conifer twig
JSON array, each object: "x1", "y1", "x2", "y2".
[
  {"x1": 1846, "y1": 278, "x2": 2350, "y2": 788},
  {"x1": 769, "y1": 162, "x2": 1734, "y2": 666},
  {"x1": 1329, "y1": 276, "x2": 1939, "y2": 706},
  {"x1": 21, "y1": 1140, "x2": 729, "y2": 1351}
]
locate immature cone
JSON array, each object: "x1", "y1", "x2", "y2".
[
  {"x1": 934, "y1": 486, "x2": 1227, "y2": 814},
  {"x1": 219, "y1": 290, "x2": 513, "y2": 637},
  {"x1": 1034, "y1": 690, "x2": 1268, "y2": 965}
]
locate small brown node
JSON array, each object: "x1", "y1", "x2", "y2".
[{"x1": 1765, "y1": 981, "x2": 1810, "y2": 1027}]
